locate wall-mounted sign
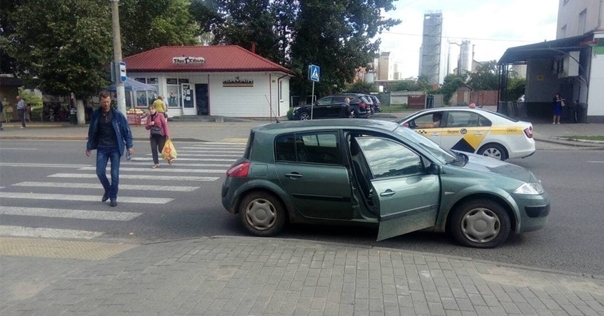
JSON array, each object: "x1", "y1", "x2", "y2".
[
  {"x1": 172, "y1": 57, "x2": 205, "y2": 64},
  {"x1": 223, "y1": 77, "x2": 254, "y2": 87}
]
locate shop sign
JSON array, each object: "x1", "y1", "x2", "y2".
[
  {"x1": 172, "y1": 57, "x2": 205, "y2": 64},
  {"x1": 223, "y1": 77, "x2": 254, "y2": 87}
]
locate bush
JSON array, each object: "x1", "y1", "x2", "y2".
[{"x1": 286, "y1": 107, "x2": 295, "y2": 120}]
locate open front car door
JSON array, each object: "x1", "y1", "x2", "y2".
[{"x1": 354, "y1": 137, "x2": 441, "y2": 241}]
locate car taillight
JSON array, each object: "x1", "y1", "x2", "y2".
[
  {"x1": 226, "y1": 162, "x2": 250, "y2": 178},
  {"x1": 359, "y1": 102, "x2": 366, "y2": 108},
  {"x1": 524, "y1": 126, "x2": 533, "y2": 138}
]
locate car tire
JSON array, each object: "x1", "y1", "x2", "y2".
[
  {"x1": 449, "y1": 199, "x2": 511, "y2": 248},
  {"x1": 299, "y1": 112, "x2": 311, "y2": 120},
  {"x1": 477, "y1": 143, "x2": 507, "y2": 160},
  {"x1": 239, "y1": 191, "x2": 286, "y2": 237}
]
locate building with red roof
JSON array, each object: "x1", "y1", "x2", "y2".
[{"x1": 123, "y1": 45, "x2": 294, "y2": 118}]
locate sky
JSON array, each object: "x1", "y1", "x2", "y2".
[{"x1": 378, "y1": 0, "x2": 560, "y2": 81}]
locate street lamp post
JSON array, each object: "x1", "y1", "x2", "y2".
[{"x1": 110, "y1": 0, "x2": 126, "y2": 115}]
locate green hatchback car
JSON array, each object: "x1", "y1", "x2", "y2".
[{"x1": 221, "y1": 119, "x2": 550, "y2": 248}]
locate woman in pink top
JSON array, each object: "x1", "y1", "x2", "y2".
[{"x1": 145, "y1": 104, "x2": 171, "y2": 168}]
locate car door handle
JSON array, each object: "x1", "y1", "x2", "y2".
[
  {"x1": 474, "y1": 132, "x2": 483, "y2": 135},
  {"x1": 431, "y1": 133, "x2": 440, "y2": 136},
  {"x1": 379, "y1": 189, "x2": 396, "y2": 197},
  {"x1": 284, "y1": 172, "x2": 303, "y2": 179}
]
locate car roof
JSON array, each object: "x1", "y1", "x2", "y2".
[
  {"x1": 252, "y1": 119, "x2": 399, "y2": 134},
  {"x1": 398, "y1": 107, "x2": 520, "y2": 123}
]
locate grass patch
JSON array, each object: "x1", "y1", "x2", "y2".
[
  {"x1": 380, "y1": 104, "x2": 408, "y2": 113},
  {"x1": 566, "y1": 135, "x2": 604, "y2": 141}
]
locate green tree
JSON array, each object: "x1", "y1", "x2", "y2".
[
  {"x1": 345, "y1": 81, "x2": 376, "y2": 94},
  {"x1": 120, "y1": 0, "x2": 199, "y2": 57},
  {"x1": 467, "y1": 60, "x2": 499, "y2": 91},
  {"x1": 390, "y1": 80, "x2": 421, "y2": 92},
  {"x1": 191, "y1": 0, "x2": 400, "y2": 98},
  {"x1": 438, "y1": 73, "x2": 467, "y2": 104},
  {"x1": 2, "y1": 0, "x2": 112, "y2": 99},
  {"x1": 506, "y1": 77, "x2": 525, "y2": 101}
]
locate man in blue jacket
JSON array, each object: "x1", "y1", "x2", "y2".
[{"x1": 86, "y1": 91, "x2": 134, "y2": 207}]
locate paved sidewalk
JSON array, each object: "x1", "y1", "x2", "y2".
[{"x1": 1, "y1": 236, "x2": 603, "y2": 316}]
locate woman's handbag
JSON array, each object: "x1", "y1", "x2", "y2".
[{"x1": 150, "y1": 126, "x2": 162, "y2": 136}]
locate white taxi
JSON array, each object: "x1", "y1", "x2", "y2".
[{"x1": 398, "y1": 108, "x2": 535, "y2": 160}]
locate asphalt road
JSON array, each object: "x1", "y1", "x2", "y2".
[{"x1": 0, "y1": 139, "x2": 603, "y2": 276}]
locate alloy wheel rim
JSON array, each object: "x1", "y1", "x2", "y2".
[{"x1": 483, "y1": 148, "x2": 502, "y2": 159}]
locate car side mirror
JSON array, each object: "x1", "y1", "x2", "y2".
[{"x1": 427, "y1": 163, "x2": 441, "y2": 175}]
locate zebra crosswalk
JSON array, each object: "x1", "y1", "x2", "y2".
[{"x1": 0, "y1": 142, "x2": 245, "y2": 240}]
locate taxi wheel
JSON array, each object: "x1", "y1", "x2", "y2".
[
  {"x1": 478, "y1": 143, "x2": 507, "y2": 160},
  {"x1": 239, "y1": 191, "x2": 286, "y2": 237},
  {"x1": 449, "y1": 199, "x2": 511, "y2": 248}
]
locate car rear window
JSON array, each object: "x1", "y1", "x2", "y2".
[{"x1": 243, "y1": 130, "x2": 255, "y2": 159}]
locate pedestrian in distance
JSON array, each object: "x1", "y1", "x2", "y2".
[
  {"x1": 339, "y1": 97, "x2": 352, "y2": 118},
  {"x1": 569, "y1": 99, "x2": 579, "y2": 123},
  {"x1": 553, "y1": 93, "x2": 565, "y2": 124},
  {"x1": 85, "y1": 91, "x2": 134, "y2": 207},
  {"x1": 16, "y1": 96, "x2": 26, "y2": 128},
  {"x1": 145, "y1": 104, "x2": 171, "y2": 168},
  {"x1": 153, "y1": 95, "x2": 168, "y2": 119},
  {"x1": 25, "y1": 103, "x2": 32, "y2": 123}
]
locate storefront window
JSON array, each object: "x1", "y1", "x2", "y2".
[
  {"x1": 134, "y1": 78, "x2": 159, "y2": 107},
  {"x1": 166, "y1": 78, "x2": 180, "y2": 108}
]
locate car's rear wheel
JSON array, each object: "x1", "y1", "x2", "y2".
[
  {"x1": 478, "y1": 143, "x2": 507, "y2": 160},
  {"x1": 449, "y1": 199, "x2": 511, "y2": 248},
  {"x1": 299, "y1": 112, "x2": 311, "y2": 120},
  {"x1": 239, "y1": 191, "x2": 286, "y2": 237}
]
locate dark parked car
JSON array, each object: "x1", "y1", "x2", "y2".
[
  {"x1": 369, "y1": 95, "x2": 382, "y2": 112},
  {"x1": 221, "y1": 119, "x2": 550, "y2": 248},
  {"x1": 291, "y1": 94, "x2": 370, "y2": 120}
]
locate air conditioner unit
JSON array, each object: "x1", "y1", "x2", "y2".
[{"x1": 558, "y1": 51, "x2": 580, "y2": 78}]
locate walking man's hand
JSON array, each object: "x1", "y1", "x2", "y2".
[{"x1": 86, "y1": 150, "x2": 91, "y2": 157}]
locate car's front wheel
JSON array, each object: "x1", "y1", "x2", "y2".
[
  {"x1": 298, "y1": 112, "x2": 311, "y2": 120},
  {"x1": 449, "y1": 199, "x2": 511, "y2": 248},
  {"x1": 239, "y1": 191, "x2": 286, "y2": 237}
]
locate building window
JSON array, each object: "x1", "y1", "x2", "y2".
[
  {"x1": 134, "y1": 78, "x2": 158, "y2": 107},
  {"x1": 165, "y1": 78, "x2": 190, "y2": 108},
  {"x1": 561, "y1": 25, "x2": 567, "y2": 38},
  {"x1": 579, "y1": 9, "x2": 587, "y2": 35}
]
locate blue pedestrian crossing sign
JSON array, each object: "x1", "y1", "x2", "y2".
[{"x1": 308, "y1": 64, "x2": 320, "y2": 82}]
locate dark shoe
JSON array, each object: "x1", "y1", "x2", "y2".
[
  {"x1": 102, "y1": 192, "x2": 109, "y2": 202},
  {"x1": 110, "y1": 199, "x2": 117, "y2": 207}
]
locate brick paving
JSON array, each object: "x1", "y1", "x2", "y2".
[{"x1": 1, "y1": 237, "x2": 603, "y2": 316}]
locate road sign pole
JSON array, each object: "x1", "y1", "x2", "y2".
[{"x1": 311, "y1": 81, "x2": 315, "y2": 120}]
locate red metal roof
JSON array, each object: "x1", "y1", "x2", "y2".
[{"x1": 123, "y1": 45, "x2": 294, "y2": 74}]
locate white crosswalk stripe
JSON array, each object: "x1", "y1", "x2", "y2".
[
  {"x1": 0, "y1": 142, "x2": 245, "y2": 240},
  {"x1": 14, "y1": 181, "x2": 200, "y2": 192},
  {"x1": 0, "y1": 206, "x2": 141, "y2": 221}
]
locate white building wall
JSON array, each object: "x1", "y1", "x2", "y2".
[
  {"x1": 587, "y1": 34, "x2": 604, "y2": 117},
  {"x1": 557, "y1": 0, "x2": 603, "y2": 38},
  {"x1": 127, "y1": 71, "x2": 290, "y2": 118}
]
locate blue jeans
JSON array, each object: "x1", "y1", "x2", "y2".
[{"x1": 96, "y1": 146, "x2": 121, "y2": 199}]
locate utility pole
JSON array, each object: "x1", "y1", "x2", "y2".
[{"x1": 110, "y1": 0, "x2": 126, "y2": 115}]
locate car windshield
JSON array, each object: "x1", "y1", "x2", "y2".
[{"x1": 393, "y1": 126, "x2": 459, "y2": 165}]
